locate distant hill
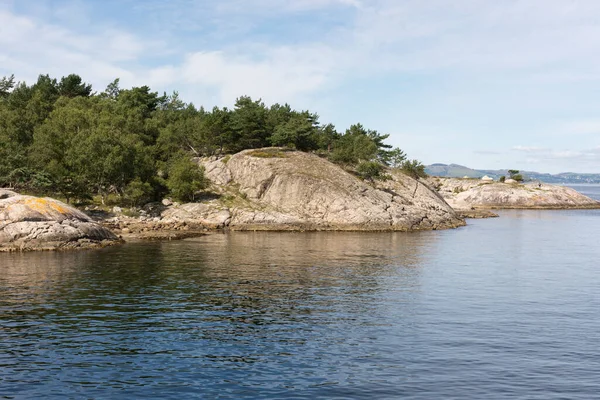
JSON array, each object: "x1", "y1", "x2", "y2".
[{"x1": 425, "y1": 164, "x2": 600, "y2": 184}]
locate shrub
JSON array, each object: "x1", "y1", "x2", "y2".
[
  {"x1": 400, "y1": 159, "x2": 427, "y2": 179},
  {"x1": 124, "y1": 178, "x2": 153, "y2": 207},
  {"x1": 166, "y1": 156, "x2": 208, "y2": 202},
  {"x1": 499, "y1": 175, "x2": 506, "y2": 183},
  {"x1": 356, "y1": 161, "x2": 384, "y2": 180}
]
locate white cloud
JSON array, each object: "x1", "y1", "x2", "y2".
[
  {"x1": 3, "y1": 0, "x2": 600, "y2": 175},
  {"x1": 179, "y1": 45, "x2": 336, "y2": 104}
]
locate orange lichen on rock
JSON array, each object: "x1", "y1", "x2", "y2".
[{"x1": 23, "y1": 197, "x2": 70, "y2": 215}]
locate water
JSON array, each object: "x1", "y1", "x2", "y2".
[
  {"x1": 2, "y1": 204, "x2": 600, "y2": 398},
  {"x1": 566, "y1": 184, "x2": 600, "y2": 201}
]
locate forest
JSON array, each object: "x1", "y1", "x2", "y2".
[{"x1": 0, "y1": 73, "x2": 424, "y2": 205}]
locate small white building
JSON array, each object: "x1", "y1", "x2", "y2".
[{"x1": 481, "y1": 175, "x2": 494, "y2": 182}]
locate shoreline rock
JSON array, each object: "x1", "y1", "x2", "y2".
[
  {"x1": 428, "y1": 177, "x2": 600, "y2": 210},
  {"x1": 195, "y1": 149, "x2": 465, "y2": 231},
  {"x1": 98, "y1": 148, "x2": 466, "y2": 235},
  {"x1": 1, "y1": 190, "x2": 120, "y2": 252},
  {"x1": 455, "y1": 209, "x2": 500, "y2": 219}
]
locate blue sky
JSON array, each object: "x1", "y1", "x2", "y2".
[{"x1": 2, "y1": 0, "x2": 600, "y2": 173}]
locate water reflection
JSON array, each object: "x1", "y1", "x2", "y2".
[
  {"x1": 1, "y1": 232, "x2": 437, "y2": 398},
  {"x1": 2, "y1": 215, "x2": 600, "y2": 398},
  {"x1": 1, "y1": 232, "x2": 435, "y2": 305}
]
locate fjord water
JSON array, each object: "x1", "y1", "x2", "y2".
[{"x1": 2, "y1": 203, "x2": 600, "y2": 398}]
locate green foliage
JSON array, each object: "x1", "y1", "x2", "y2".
[
  {"x1": 270, "y1": 112, "x2": 318, "y2": 151},
  {"x1": 356, "y1": 161, "x2": 385, "y2": 180},
  {"x1": 58, "y1": 74, "x2": 92, "y2": 98},
  {"x1": 228, "y1": 96, "x2": 269, "y2": 152},
  {"x1": 166, "y1": 156, "x2": 208, "y2": 202},
  {"x1": 507, "y1": 169, "x2": 524, "y2": 182},
  {"x1": 0, "y1": 72, "x2": 424, "y2": 207},
  {"x1": 499, "y1": 175, "x2": 506, "y2": 183},
  {"x1": 401, "y1": 159, "x2": 427, "y2": 179},
  {"x1": 330, "y1": 126, "x2": 378, "y2": 164},
  {"x1": 124, "y1": 178, "x2": 153, "y2": 207},
  {"x1": 387, "y1": 147, "x2": 407, "y2": 168},
  {"x1": 0, "y1": 75, "x2": 15, "y2": 99}
]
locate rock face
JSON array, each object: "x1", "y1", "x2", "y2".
[
  {"x1": 161, "y1": 201, "x2": 232, "y2": 229},
  {"x1": 188, "y1": 148, "x2": 465, "y2": 231},
  {"x1": 428, "y1": 177, "x2": 600, "y2": 209},
  {"x1": 0, "y1": 191, "x2": 119, "y2": 251}
]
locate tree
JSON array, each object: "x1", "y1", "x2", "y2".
[
  {"x1": 508, "y1": 169, "x2": 524, "y2": 182},
  {"x1": 401, "y1": 159, "x2": 427, "y2": 180},
  {"x1": 270, "y1": 112, "x2": 318, "y2": 151},
  {"x1": 330, "y1": 133, "x2": 377, "y2": 164},
  {"x1": 314, "y1": 123, "x2": 340, "y2": 152},
  {"x1": 266, "y1": 103, "x2": 293, "y2": 134},
  {"x1": 58, "y1": 74, "x2": 93, "y2": 98},
  {"x1": 2, "y1": 72, "x2": 429, "y2": 207},
  {"x1": 166, "y1": 155, "x2": 208, "y2": 202},
  {"x1": 401, "y1": 159, "x2": 427, "y2": 198},
  {"x1": 228, "y1": 96, "x2": 269, "y2": 152},
  {"x1": 124, "y1": 178, "x2": 153, "y2": 207},
  {"x1": 102, "y1": 78, "x2": 121, "y2": 100},
  {"x1": 0, "y1": 102, "x2": 29, "y2": 187},
  {"x1": 0, "y1": 74, "x2": 15, "y2": 99},
  {"x1": 387, "y1": 147, "x2": 407, "y2": 168}
]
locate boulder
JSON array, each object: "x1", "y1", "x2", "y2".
[
  {"x1": 0, "y1": 193, "x2": 120, "y2": 251},
  {"x1": 0, "y1": 189, "x2": 17, "y2": 200}
]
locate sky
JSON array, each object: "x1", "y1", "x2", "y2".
[{"x1": 1, "y1": 0, "x2": 600, "y2": 173}]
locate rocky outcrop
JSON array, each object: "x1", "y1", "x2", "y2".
[
  {"x1": 186, "y1": 148, "x2": 465, "y2": 231},
  {"x1": 428, "y1": 177, "x2": 600, "y2": 210},
  {"x1": 0, "y1": 191, "x2": 119, "y2": 251},
  {"x1": 161, "y1": 201, "x2": 231, "y2": 228}
]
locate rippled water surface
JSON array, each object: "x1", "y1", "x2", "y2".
[{"x1": 2, "y1": 206, "x2": 600, "y2": 398}]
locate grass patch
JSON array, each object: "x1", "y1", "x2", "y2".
[
  {"x1": 248, "y1": 149, "x2": 288, "y2": 158},
  {"x1": 221, "y1": 155, "x2": 231, "y2": 164}
]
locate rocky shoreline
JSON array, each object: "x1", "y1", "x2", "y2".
[
  {"x1": 96, "y1": 148, "x2": 466, "y2": 237},
  {"x1": 4, "y1": 149, "x2": 600, "y2": 251},
  {"x1": 0, "y1": 189, "x2": 120, "y2": 252},
  {"x1": 427, "y1": 177, "x2": 600, "y2": 211}
]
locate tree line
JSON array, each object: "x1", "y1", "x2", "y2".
[{"x1": 0, "y1": 73, "x2": 424, "y2": 204}]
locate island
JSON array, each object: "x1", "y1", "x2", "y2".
[
  {"x1": 428, "y1": 177, "x2": 600, "y2": 212},
  {"x1": 1, "y1": 73, "x2": 599, "y2": 250}
]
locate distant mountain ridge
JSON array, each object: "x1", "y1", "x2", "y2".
[{"x1": 425, "y1": 163, "x2": 600, "y2": 184}]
